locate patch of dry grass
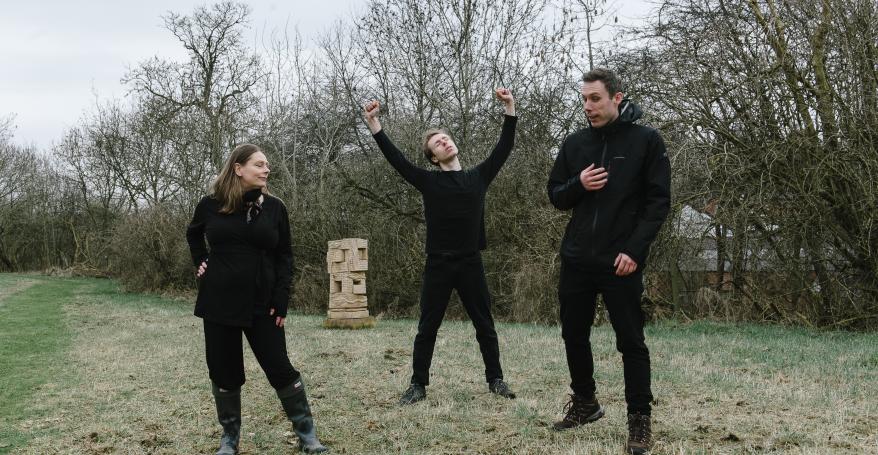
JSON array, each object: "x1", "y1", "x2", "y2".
[{"x1": 3, "y1": 275, "x2": 877, "y2": 454}]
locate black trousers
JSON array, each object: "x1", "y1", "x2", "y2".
[
  {"x1": 411, "y1": 252, "x2": 504, "y2": 386},
  {"x1": 559, "y1": 259, "x2": 653, "y2": 415},
  {"x1": 203, "y1": 315, "x2": 300, "y2": 391}
]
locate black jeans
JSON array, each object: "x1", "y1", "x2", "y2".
[
  {"x1": 559, "y1": 259, "x2": 653, "y2": 415},
  {"x1": 410, "y1": 252, "x2": 504, "y2": 386},
  {"x1": 203, "y1": 315, "x2": 301, "y2": 391}
]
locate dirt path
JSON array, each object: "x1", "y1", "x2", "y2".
[{"x1": 0, "y1": 277, "x2": 38, "y2": 307}]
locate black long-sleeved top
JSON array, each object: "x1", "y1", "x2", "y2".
[
  {"x1": 186, "y1": 194, "x2": 294, "y2": 326},
  {"x1": 548, "y1": 100, "x2": 671, "y2": 271},
  {"x1": 372, "y1": 115, "x2": 517, "y2": 254}
]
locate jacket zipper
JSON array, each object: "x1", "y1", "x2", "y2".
[{"x1": 590, "y1": 139, "x2": 608, "y2": 255}]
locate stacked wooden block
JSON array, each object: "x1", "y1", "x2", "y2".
[{"x1": 325, "y1": 238, "x2": 375, "y2": 328}]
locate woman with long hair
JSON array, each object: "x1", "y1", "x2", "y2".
[{"x1": 186, "y1": 144, "x2": 327, "y2": 454}]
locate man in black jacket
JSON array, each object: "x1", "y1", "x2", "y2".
[{"x1": 547, "y1": 68, "x2": 670, "y2": 455}]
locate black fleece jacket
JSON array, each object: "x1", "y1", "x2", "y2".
[
  {"x1": 547, "y1": 100, "x2": 671, "y2": 271},
  {"x1": 186, "y1": 194, "x2": 293, "y2": 326}
]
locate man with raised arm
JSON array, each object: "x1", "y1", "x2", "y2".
[{"x1": 364, "y1": 89, "x2": 517, "y2": 405}]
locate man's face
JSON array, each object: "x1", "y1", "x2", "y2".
[
  {"x1": 427, "y1": 133, "x2": 458, "y2": 165},
  {"x1": 581, "y1": 80, "x2": 623, "y2": 128}
]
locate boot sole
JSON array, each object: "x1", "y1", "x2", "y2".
[
  {"x1": 552, "y1": 406, "x2": 605, "y2": 431},
  {"x1": 399, "y1": 396, "x2": 426, "y2": 405},
  {"x1": 585, "y1": 406, "x2": 605, "y2": 423}
]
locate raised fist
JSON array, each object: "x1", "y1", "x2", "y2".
[
  {"x1": 364, "y1": 99, "x2": 380, "y2": 119},
  {"x1": 494, "y1": 87, "x2": 514, "y2": 104}
]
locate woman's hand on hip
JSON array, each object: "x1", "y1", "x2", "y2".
[{"x1": 195, "y1": 260, "x2": 207, "y2": 278}]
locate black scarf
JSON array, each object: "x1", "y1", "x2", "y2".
[{"x1": 243, "y1": 188, "x2": 263, "y2": 224}]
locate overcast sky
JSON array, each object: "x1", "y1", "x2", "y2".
[
  {"x1": 0, "y1": 0, "x2": 367, "y2": 150},
  {"x1": 1, "y1": 0, "x2": 650, "y2": 151}
]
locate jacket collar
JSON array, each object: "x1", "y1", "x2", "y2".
[{"x1": 589, "y1": 98, "x2": 643, "y2": 137}]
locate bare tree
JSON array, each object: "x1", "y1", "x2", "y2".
[
  {"x1": 616, "y1": 0, "x2": 878, "y2": 328},
  {"x1": 123, "y1": 1, "x2": 263, "y2": 168},
  {"x1": 558, "y1": 0, "x2": 618, "y2": 71}
]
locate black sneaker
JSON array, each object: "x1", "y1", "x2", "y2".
[
  {"x1": 399, "y1": 383, "x2": 426, "y2": 405},
  {"x1": 626, "y1": 413, "x2": 652, "y2": 454},
  {"x1": 488, "y1": 378, "x2": 516, "y2": 399},
  {"x1": 552, "y1": 394, "x2": 605, "y2": 430}
]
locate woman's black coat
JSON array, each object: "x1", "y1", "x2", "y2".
[{"x1": 186, "y1": 194, "x2": 293, "y2": 327}]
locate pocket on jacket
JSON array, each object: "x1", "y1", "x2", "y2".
[{"x1": 607, "y1": 156, "x2": 626, "y2": 173}]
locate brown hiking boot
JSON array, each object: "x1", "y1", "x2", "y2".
[
  {"x1": 552, "y1": 394, "x2": 605, "y2": 430},
  {"x1": 626, "y1": 413, "x2": 652, "y2": 454}
]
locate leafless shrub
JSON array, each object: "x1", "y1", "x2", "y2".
[{"x1": 107, "y1": 204, "x2": 193, "y2": 292}]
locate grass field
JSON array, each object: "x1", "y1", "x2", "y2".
[{"x1": 0, "y1": 273, "x2": 876, "y2": 454}]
